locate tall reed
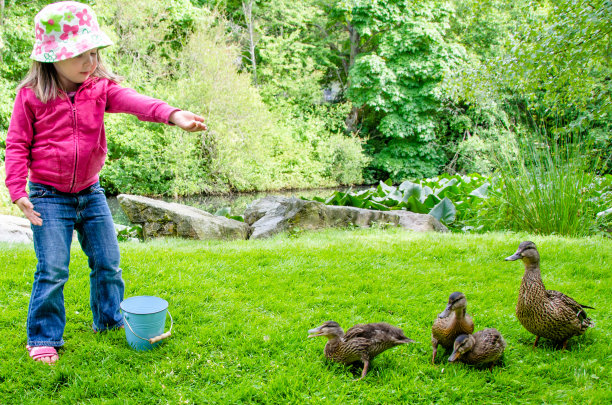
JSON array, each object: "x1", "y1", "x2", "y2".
[{"x1": 493, "y1": 129, "x2": 600, "y2": 236}]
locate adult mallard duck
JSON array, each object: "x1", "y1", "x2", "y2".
[
  {"x1": 431, "y1": 292, "x2": 474, "y2": 364},
  {"x1": 448, "y1": 328, "x2": 506, "y2": 371},
  {"x1": 505, "y1": 241, "x2": 594, "y2": 349},
  {"x1": 307, "y1": 321, "x2": 415, "y2": 379}
]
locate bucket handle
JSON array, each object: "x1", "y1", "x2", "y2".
[{"x1": 123, "y1": 310, "x2": 173, "y2": 345}]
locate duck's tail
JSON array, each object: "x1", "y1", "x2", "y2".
[{"x1": 577, "y1": 308, "x2": 595, "y2": 329}]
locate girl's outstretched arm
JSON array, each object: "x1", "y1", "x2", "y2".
[{"x1": 169, "y1": 111, "x2": 208, "y2": 132}]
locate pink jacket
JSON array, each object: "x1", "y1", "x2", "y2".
[{"x1": 5, "y1": 77, "x2": 180, "y2": 202}]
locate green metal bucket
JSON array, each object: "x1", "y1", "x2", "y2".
[{"x1": 120, "y1": 296, "x2": 173, "y2": 351}]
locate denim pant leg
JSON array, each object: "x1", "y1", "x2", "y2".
[
  {"x1": 28, "y1": 185, "x2": 76, "y2": 347},
  {"x1": 75, "y1": 183, "x2": 124, "y2": 332}
]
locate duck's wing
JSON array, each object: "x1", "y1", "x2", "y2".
[
  {"x1": 480, "y1": 329, "x2": 506, "y2": 349},
  {"x1": 345, "y1": 323, "x2": 409, "y2": 343},
  {"x1": 344, "y1": 324, "x2": 380, "y2": 341},
  {"x1": 546, "y1": 290, "x2": 593, "y2": 321}
]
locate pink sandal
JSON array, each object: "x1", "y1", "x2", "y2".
[{"x1": 26, "y1": 345, "x2": 59, "y2": 364}]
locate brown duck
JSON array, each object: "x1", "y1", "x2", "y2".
[
  {"x1": 431, "y1": 292, "x2": 474, "y2": 364},
  {"x1": 448, "y1": 328, "x2": 506, "y2": 371},
  {"x1": 505, "y1": 241, "x2": 594, "y2": 349},
  {"x1": 307, "y1": 321, "x2": 414, "y2": 379}
]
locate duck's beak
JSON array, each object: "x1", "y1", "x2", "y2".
[
  {"x1": 438, "y1": 304, "x2": 452, "y2": 318},
  {"x1": 448, "y1": 350, "x2": 461, "y2": 362},
  {"x1": 307, "y1": 327, "x2": 323, "y2": 338},
  {"x1": 505, "y1": 251, "x2": 521, "y2": 261}
]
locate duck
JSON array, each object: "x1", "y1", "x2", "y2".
[
  {"x1": 307, "y1": 321, "x2": 415, "y2": 380},
  {"x1": 505, "y1": 241, "x2": 594, "y2": 349},
  {"x1": 431, "y1": 292, "x2": 474, "y2": 364},
  {"x1": 448, "y1": 328, "x2": 506, "y2": 370}
]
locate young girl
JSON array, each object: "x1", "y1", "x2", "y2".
[{"x1": 4, "y1": 1, "x2": 207, "y2": 364}]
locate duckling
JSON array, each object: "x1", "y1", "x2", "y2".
[
  {"x1": 431, "y1": 292, "x2": 474, "y2": 364},
  {"x1": 307, "y1": 321, "x2": 415, "y2": 380},
  {"x1": 448, "y1": 328, "x2": 506, "y2": 371},
  {"x1": 505, "y1": 241, "x2": 594, "y2": 350}
]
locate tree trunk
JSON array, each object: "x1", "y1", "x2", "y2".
[
  {"x1": 242, "y1": 0, "x2": 258, "y2": 85},
  {"x1": 345, "y1": 22, "x2": 361, "y2": 133},
  {"x1": 348, "y1": 22, "x2": 360, "y2": 72}
]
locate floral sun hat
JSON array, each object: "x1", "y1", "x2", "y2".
[{"x1": 31, "y1": 1, "x2": 113, "y2": 63}]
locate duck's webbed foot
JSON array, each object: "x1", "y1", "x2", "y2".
[{"x1": 532, "y1": 336, "x2": 540, "y2": 348}]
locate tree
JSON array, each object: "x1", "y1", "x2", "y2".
[
  {"x1": 323, "y1": 0, "x2": 465, "y2": 181},
  {"x1": 241, "y1": 0, "x2": 258, "y2": 84},
  {"x1": 506, "y1": 0, "x2": 611, "y2": 115}
]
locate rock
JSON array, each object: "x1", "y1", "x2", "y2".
[
  {"x1": 244, "y1": 196, "x2": 448, "y2": 239},
  {"x1": 117, "y1": 194, "x2": 251, "y2": 241},
  {"x1": 0, "y1": 214, "x2": 33, "y2": 244}
]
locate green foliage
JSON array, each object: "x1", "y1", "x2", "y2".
[
  {"x1": 0, "y1": 1, "x2": 369, "y2": 197},
  {"x1": 492, "y1": 129, "x2": 606, "y2": 237},
  {"x1": 2, "y1": 0, "x2": 610, "y2": 197},
  {"x1": 310, "y1": 166, "x2": 612, "y2": 236},
  {"x1": 505, "y1": 0, "x2": 611, "y2": 121},
  {"x1": 101, "y1": 114, "x2": 209, "y2": 195},
  {"x1": 1, "y1": 232, "x2": 611, "y2": 402},
  {"x1": 0, "y1": 1, "x2": 43, "y2": 82},
  {"x1": 341, "y1": 1, "x2": 466, "y2": 181},
  {"x1": 98, "y1": 0, "x2": 198, "y2": 85},
  {"x1": 448, "y1": 0, "x2": 612, "y2": 175},
  {"x1": 0, "y1": 165, "x2": 22, "y2": 215},
  {"x1": 311, "y1": 173, "x2": 494, "y2": 228},
  {"x1": 116, "y1": 224, "x2": 143, "y2": 242}
]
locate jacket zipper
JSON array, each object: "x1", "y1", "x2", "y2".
[{"x1": 69, "y1": 94, "x2": 78, "y2": 193}]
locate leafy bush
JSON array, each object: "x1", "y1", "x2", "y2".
[{"x1": 164, "y1": 21, "x2": 367, "y2": 193}]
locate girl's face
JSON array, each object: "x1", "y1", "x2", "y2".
[{"x1": 53, "y1": 49, "x2": 98, "y2": 92}]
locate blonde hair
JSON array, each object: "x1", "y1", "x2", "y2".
[{"x1": 18, "y1": 53, "x2": 123, "y2": 103}]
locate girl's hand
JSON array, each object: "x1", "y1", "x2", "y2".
[
  {"x1": 15, "y1": 197, "x2": 43, "y2": 226},
  {"x1": 169, "y1": 111, "x2": 208, "y2": 132}
]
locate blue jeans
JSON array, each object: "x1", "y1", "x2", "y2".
[{"x1": 27, "y1": 181, "x2": 124, "y2": 347}]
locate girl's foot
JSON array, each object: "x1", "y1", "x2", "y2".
[{"x1": 26, "y1": 345, "x2": 58, "y2": 364}]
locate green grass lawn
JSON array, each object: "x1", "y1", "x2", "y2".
[{"x1": 1, "y1": 229, "x2": 610, "y2": 403}]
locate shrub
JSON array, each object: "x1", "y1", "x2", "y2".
[{"x1": 492, "y1": 130, "x2": 603, "y2": 236}]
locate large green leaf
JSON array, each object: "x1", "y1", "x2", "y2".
[
  {"x1": 365, "y1": 200, "x2": 390, "y2": 211},
  {"x1": 387, "y1": 189, "x2": 404, "y2": 203},
  {"x1": 420, "y1": 186, "x2": 434, "y2": 203},
  {"x1": 401, "y1": 196, "x2": 429, "y2": 214},
  {"x1": 434, "y1": 178, "x2": 459, "y2": 197},
  {"x1": 378, "y1": 180, "x2": 397, "y2": 197},
  {"x1": 399, "y1": 181, "x2": 422, "y2": 201},
  {"x1": 348, "y1": 195, "x2": 367, "y2": 208},
  {"x1": 469, "y1": 183, "x2": 490, "y2": 198},
  {"x1": 423, "y1": 193, "x2": 442, "y2": 209},
  {"x1": 429, "y1": 197, "x2": 456, "y2": 224}
]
